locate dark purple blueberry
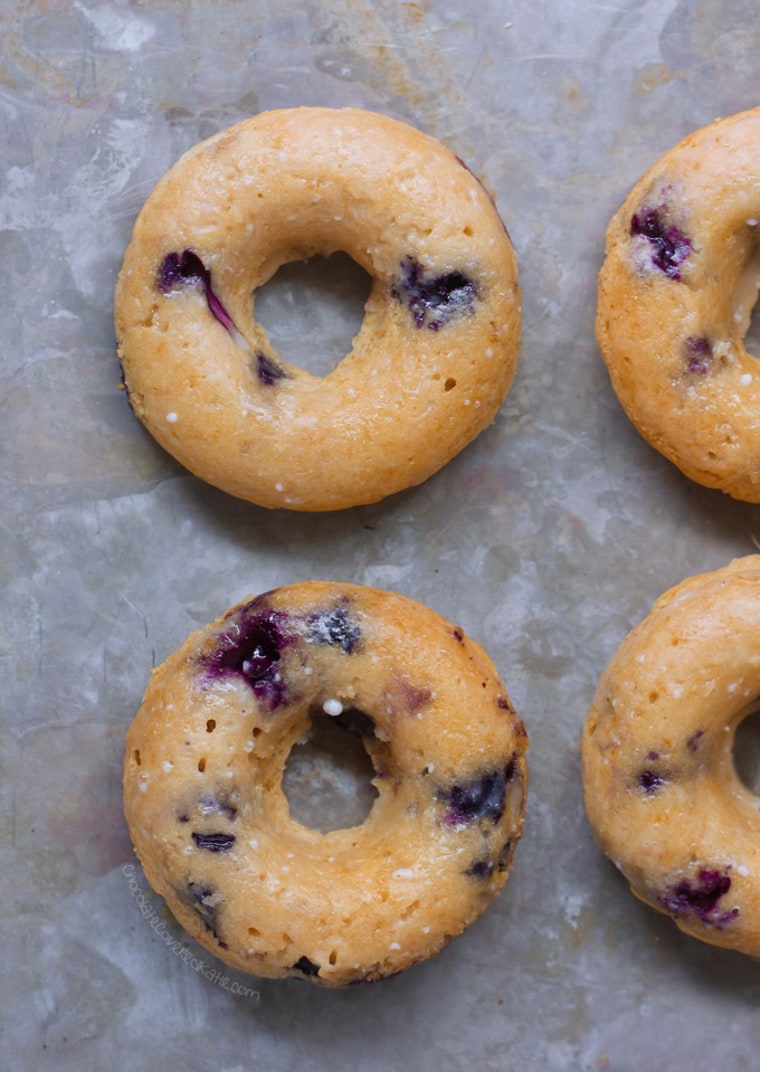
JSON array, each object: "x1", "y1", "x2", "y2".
[
  {"x1": 497, "y1": 695, "x2": 512, "y2": 711},
  {"x1": 630, "y1": 208, "x2": 692, "y2": 280},
  {"x1": 177, "y1": 881, "x2": 226, "y2": 944},
  {"x1": 307, "y1": 604, "x2": 361, "y2": 654},
  {"x1": 292, "y1": 955, "x2": 320, "y2": 977},
  {"x1": 684, "y1": 336, "x2": 713, "y2": 375},
  {"x1": 191, "y1": 832, "x2": 236, "y2": 852},
  {"x1": 204, "y1": 604, "x2": 292, "y2": 709},
  {"x1": 638, "y1": 769, "x2": 666, "y2": 794},
  {"x1": 452, "y1": 628, "x2": 465, "y2": 644},
  {"x1": 390, "y1": 256, "x2": 478, "y2": 330},
  {"x1": 687, "y1": 729, "x2": 704, "y2": 753},
  {"x1": 442, "y1": 764, "x2": 512, "y2": 826},
  {"x1": 256, "y1": 352, "x2": 286, "y2": 386},
  {"x1": 465, "y1": 858, "x2": 495, "y2": 879},
  {"x1": 659, "y1": 868, "x2": 739, "y2": 927},
  {"x1": 157, "y1": 249, "x2": 236, "y2": 332}
]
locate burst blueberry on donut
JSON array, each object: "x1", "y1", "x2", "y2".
[
  {"x1": 114, "y1": 107, "x2": 521, "y2": 511},
  {"x1": 123, "y1": 582, "x2": 529, "y2": 985},
  {"x1": 582, "y1": 556, "x2": 760, "y2": 955},
  {"x1": 596, "y1": 108, "x2": 760, "y2": 501}
]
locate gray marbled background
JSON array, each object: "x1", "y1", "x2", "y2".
[{"x1": 2, "y1": 1, "x2": 760, "y2": 1068}]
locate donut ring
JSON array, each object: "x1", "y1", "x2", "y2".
[
  {"x1": 596, "y1": 108, "x2": 760, "y2": 501},
  {"x1": 123, "y1": 581, "x2": 528, "y2": 985},
  {"x1": 114, "y1": 107, "x2": 520, "y2": 511},
  {"x1": 582, "y1": 556, "x2": 760, "y2": 955}
]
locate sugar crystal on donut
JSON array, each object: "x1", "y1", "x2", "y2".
[{"x1": 123, "y1": 581, "x2": 528, "y2": 985}]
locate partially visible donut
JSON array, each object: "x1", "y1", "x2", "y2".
[
  {"x1": 114, "y1": 107, "x2": 521, "y2": 511},
  {"x1": 582, "y1": 556, "x2": 760, "y2": 955},
  {"x1": 123, "y1": 581, "x2": 528, "y2": 985},
  {"x1": 596, "y1": 108, "x2": 760, "y2": 501}
]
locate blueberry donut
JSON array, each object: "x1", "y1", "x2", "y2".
[
  {"x1": 123, "y1": 582, "x2": 528, "y2": 985},
  {"x1": 597, "y1": 108, "x2": 760, "y2": 501},
  {"x1": 114, "y1": 107, "x2": 520, "y2": 511},
  {"x1": 582, "y1": 556, "x2": 760, "y2": 954}
]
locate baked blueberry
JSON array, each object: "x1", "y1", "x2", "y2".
[
  {"x1": 442, "y1": 766, "x2": 510, "y2": 826},
  {"x1": 158, "y1": 249, "x2": 235, "y2": 331},
  {"x1": 465, "y1": 858, "x2": 495, "y2": 879},
  {"x1": 176, "y1": 882, "x2": 227, "y2": 946},
  {"x1": 292, "y1": 955, "x2": 320, "y2": 977},
  {"x1": 630, "y1": 208, "x2": 691, "y2": 280},
  {"x1": 205, "y1": 604, "x2": 292, "y2": 709},
  {"x1": 638, "y1": 769, "x2": 666, "y2": 794},
  {"x1": 391, "y1": 256, "x2": 478, "y2": 330},
  {"x1": 684, "y1": 336, "x2": 713, "y2": 375},
  {"x1": 659, "y1": 868, "x2": 738, "y2": 927},
  {"x1": 191, "y1": 832, "x2": 236, "y2": 852},
  {"x1": 256, "y1": 352, "x2": 286, "y2": 385}
]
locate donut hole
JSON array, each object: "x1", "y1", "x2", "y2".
[
  {"x1": 733, "y1": 708, "x2": 760, "y2": 794},
  {"x1": 282, "y1": 710, "x2": 379, "y2": 832},
  {"x1": 254, "y1": 252, "x2": 372, "y2": 377}
]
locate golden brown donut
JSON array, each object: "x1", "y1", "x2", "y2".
[
  {"x1": 123, "y1": 581, "x2": 529, "y2": 985},
  {"x1": 582, "y1": 556, "x2": 760, "y2": 954},
  {"x1": 597, "y1": 108, "x2": 760, "y2": 501},
  {"x1": 114, "y1": 107, "x2": 521, "y2": 511}
]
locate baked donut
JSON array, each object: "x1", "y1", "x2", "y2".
[
  {"x1": 596, "y1": 107, "x2": 760, "y2": 501},
  {"x1": 114, "y1": 107, "x2": 520, "y2": 511},
  {"x1": 123, "y1": 581, "x2": 528, "y2": 985},
  {"x1": 582, "y1": 556, "x2": 760, "y2": 955}
]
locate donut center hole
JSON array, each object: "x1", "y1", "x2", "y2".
[
  {"x1": 733, "y1": 709, "x2": 760, "y2": 794},
  {"x1": 254, "y1": 252, "x2": 372, "y2": 377},
  {"x1": 282, "y1": 710, "x2": 378, "y2": 832}
]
